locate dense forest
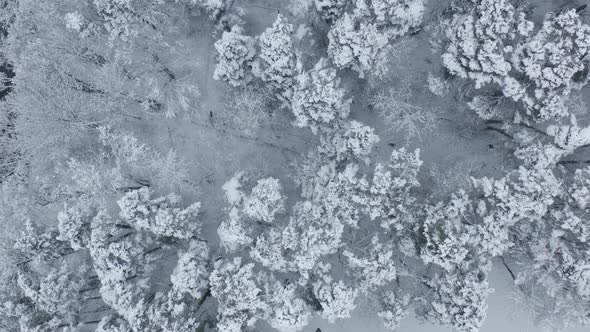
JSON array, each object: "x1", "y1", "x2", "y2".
[{"x1": 1, "y1": 0, "x2": 590, "y2": 331}]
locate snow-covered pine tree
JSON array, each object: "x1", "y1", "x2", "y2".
[
  {"x1": 326, "y1": 0, "x2": 424, "y2": 77},
  {"x1": 418, "y1": 262, "x2": 493, "y2": 332},
  {"x1": 213, "y1": 25, "x2": 257, "y2": 87},
  {"x1": 291, "y1": 58, "x2": 351, "y2": 133},
  {"x1": 209, "y1": 257, "x2": 265, "y2": 332},
  {"x1": 443, "y1": 1, "x2": 590, "y2": 121},
  {"x1": 252, "y1": 14, "x2": 297, "y2": 103},
  {"x1": 327, "y1": 12, "x2": 390, "y2": 78},
  {"x1": 117, "y1": 186, "x2": 202, "y2": 240}
]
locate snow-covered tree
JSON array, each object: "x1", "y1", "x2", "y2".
[
  {"x1": 96, "y1": 315, "x2": 131, "y2": 332},
  {"x1": 97, "y1": 126, "x2": 193, "y2": 194},
  {"x1": 141, "y1": 288, "x2": 202, "y2": 331},
  {"x1": 8, "y1": 272, "x2": 62, "y2": 330},
  {"x1": 217, "y1": 206, "x2": 254, "y2": 252},
  {"x1": 547, "y1": 115, "x2": 590, "y2": 154},
  {"x1": 294, "y1": 134, "x2": 373, "y2": 206},
  {"x1": 170, "y1": 240, "x2": 210, "y2": 299},
  {"x1": 431, "y1": 154, "x2": 590, "y2": 327},
  {"x1": 91, "y1": 0, "x2": 200, "y2": 49},
  {"x1": 314, "y1": 0, "x2": 349, "y2": 21},
  {"x1": 117, "y1": 187, "x2": 202, "y2": 240},
  {"x1": 64, "y1": 11, "x2": 85, "y2": 31},
  {"x1": 502, "y1": 165, "x2": 590, "y2": 327},
  {"x1": 250, "y1": 230, "x2": 289, "y2": 273},
  {"x1": 427, "y1": 73, "x2": 449, "y2": 96},
  {"x1": 371, "y1": 85, "x2": 438, "y2": 142},
  {"x1": 320, "y1": 120, "x2": 380, "y2": 162},
  {"x1": 443, "y1": 1, "x2": 590, "y2": 121},
  {"x1": 261, "y1": 276, "x2": 311, "y2": 332},
  {"x1": 378, "y1": 291, "x2": 411, "y2": 330},
  {"x1": 325, "y1": 0, "x2": 424, "y2": 77},
  {"x1": 213, "y1": 25, "x2": 256, "y2": 87},
  {"x1": 471, "y1": 165, "x2": 562, "y2": 230},
  {"x1": 366, "y1": 148, "x2": 422, "y2": 229},
  {"x1": 243, "y1": 177, "x2": 286, "y2": 224},
  {"x1": 291, "y1": 58, "x2": 351, "y2": 133},
  {"x1": 252, "y1": 14, "x2": 296, "y2": 101},
  {"x1": 311, "y1": 263, "x2": 358, "y2": 322},
  {"x1": 89, "y1": 211, "x2": 143, "y2": 283},
  {"x1": 314, "y1": 0, "x2": 425, "y2": 33},
  {"x1": 513, "y1": 9, "x2": 590, "y2": 120},
  {"x1": 88, "y1": 211, "x2": 153, "y2": 325},
  {"x1": 210, "y1": 257, "x2": 265, "y2": 332},
  {"x1": 32, "y1": 265, "x2": 88, "y2": 318},
  {"x1": 419, "y1": 262, "x2": 493, "y2": 332},
  {"x1": 14, "y1": 264, "x2": 91, "y2": 329},
  {"x1": 14, "y1": 220, "x2": 72, "y2": 262},
  {"x1": 418, "y1": 191, "x2": 474, "y2": 271},
  {"x1": 442, "y1": 0, "x2": 530, "y2": 87},
  {"x1": 363, "y1": 0, "x2": 425, "y2": 36},
  {"x1": 343, "y1": 235, "x2": 397, "y2": 291},
  {"x1": 419, "y1": 166, "x2": 554, "y2": 272},
  {"x1": 57, "y1": 201, "x2": 95, "y2": 250},
  {"x1": 327, "y1": 13, "x2": 390, "y2": 78},
  {"x1": 92, "y1": 0, "x2": 142, "y2": 43},
  {"x1": 177, "y1": 0, "x2": 234, "y2": 20},
  {"x1": 252, "y1": 166, "x2": 363, "y2": 272},
  {"x1": 218, "y1": 172, "x2": 286, "y2": 252},
  {"x1": 282, "y1": 201, "x2": 346, "y2": 272},
  {"x1": 87, "y1": 204, "x2": 210, "y2": 331},
  {"x1": 153, "y1": 150, "x2": 193, "y2": 192},
  {"x1": 222, "y1": 84, "x2": 273, "y2": 135},
  {"x1": 2, "y1": 0, "x2": 203, "y2": 181}
]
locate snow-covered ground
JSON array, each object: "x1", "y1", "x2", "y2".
[{"x1": 3, "y1": 0, "x2": 590, "y2": 331}]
